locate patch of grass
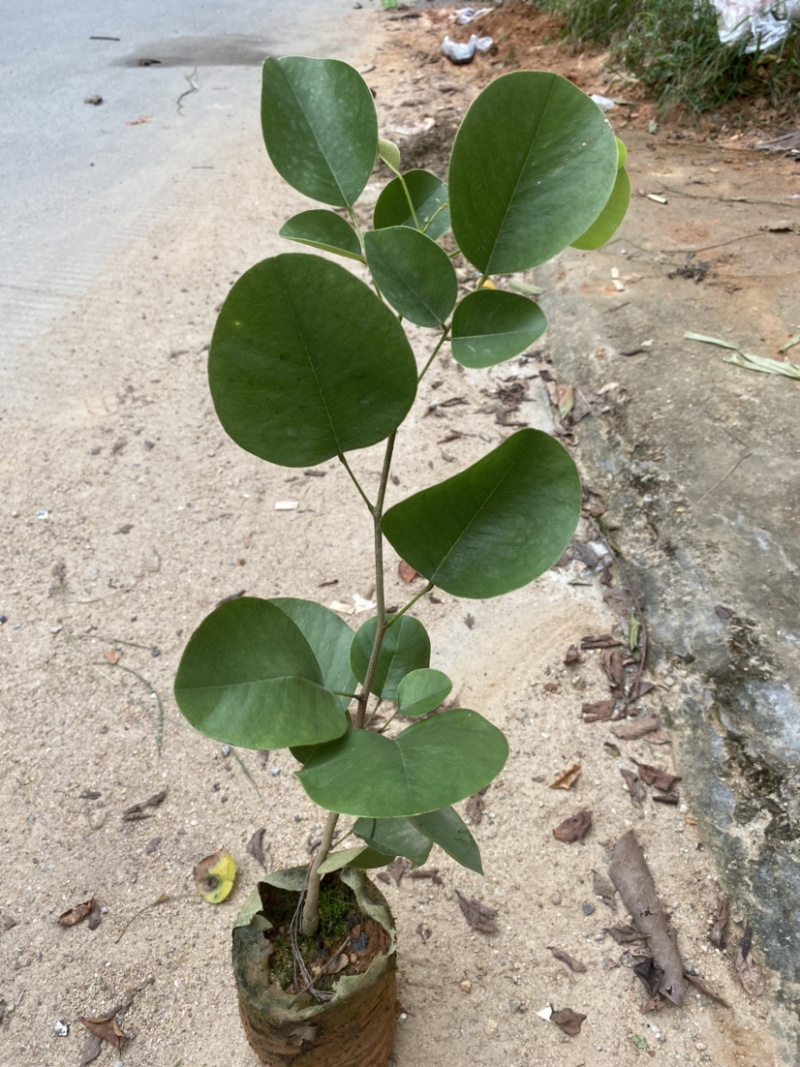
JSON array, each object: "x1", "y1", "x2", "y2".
[{"x1": 537, "y1": 0, "x2": 800, "y2": 111}]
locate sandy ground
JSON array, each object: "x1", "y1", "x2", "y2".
[{"x1": 0, "y1": 5, "x2": 792, "y2": 1066}]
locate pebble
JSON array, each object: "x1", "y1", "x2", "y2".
[
  {"x1": 221, "y1": 745, "x2": 231, "y2": 757},
  {"x1": 0, "y1": 615, "x2": 6, "y2": 625},
  {"x1": 36, "y1": 510, "x2": 50, "y2": 520},
  {"x1": 270, "y1": 766, "x2": 281, "y2": 776},
  {"x1": 485, "y1": 1019, "x2": 498, "y2": 1036},
  {"x1": 550, "y1": 892, "x2": 562, "y2": 905},
  {"x1": 696, "y1": 1042, "x2": 708, "y2": 1052},
  {"x1": 582, "y1": 902, "x2": 596, "y2": 916},
  {"x1": 460, "y1": 980, "x2": 472, "y2": 993},
  {"x1": 54, "y1": 1020, "x2": 69, "y2": 1037},
  {"x1": 594, "y1": 931, "x2": 606, "y2": 942}
]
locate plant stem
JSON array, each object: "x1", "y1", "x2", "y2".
[
  {"x1": 301, "y1": 809, "x2": 340, "y2": 937},
  {"x1": 385, "y1": 581, "x2": 434, "y2": 628},
  {"x1": 418, "y1": 326, "x2": 450, "y2": 383},
  {"x1": 337, "y1": 451, "x2": 375, "y2": 514}
]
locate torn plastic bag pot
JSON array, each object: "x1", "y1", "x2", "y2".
[{"x1": 232, "y1": 867, "x2": 397, "y2": 1066}]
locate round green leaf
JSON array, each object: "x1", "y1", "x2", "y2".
[
  {"x1": 352, "y1": 817, "x2": 433, "y2": 867},
  {"x1": 451, "y1": 289, "x2": 547, "y2": 369},
  {"x1": 571, "y1": 167, "x2": 630, "y2": 251},
  {"x1": 269, "y1": 598, "x2": 357, "y2": 710},
  {"x1": 364, "y1": 227, "x2": 457, "y2": 327},
  {"x1": 350, "y1": 615, "x2": 431, "y2": 702},
  {"x1": 409, "y1": 806, "x2": 482, "y2": 874},
  {"x1": 616, "y1": 137, "x2": 628, "y2": 169},
  {"x1": 297, "y1": 708, "x2": 508, "y2": 817},
  {"x1": 373, "y1": 170, "x2": 450, "y2": 241},
  {"x1": 396, "y1": 668, "x2": 452, "y2": 718},
  {"x1": 449, "y1": 71, "x2": 618, "y2": 274},
  {"x1": 382, "y1": 429, "x2": 581, "y2": 599},
  {"x1": 209, "y1": 253, "x2": 417, "y2": 467},
  {"x1": 261, "y1": 57, "x2": 377, "y2": 207},
  {"x1": 174, "y1": 598, "x2": 348, "y2": 750},
  {"x1": 377, "y1": 138, "x2": 401, "y2": 173},
  {"x1": 279, "y1": 210, "x2": 364, "y2": 262}
]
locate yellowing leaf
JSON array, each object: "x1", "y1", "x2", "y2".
[
  {"x1": 193, "y1": 850, "x2": 236, "y2": 904},
  {"x1": 549, "y1": 763, "x2": 581, "y2": 789}
]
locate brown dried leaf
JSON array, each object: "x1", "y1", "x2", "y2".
[
  {"x1": 602, "y1": 647, "x2": 625, "y2": 694},
  {"x1": 581, "y1": 634, "x2": 622, "y2": 650},
  {"x1": 79, "y1": 1012, "x2": 125, "y2": 1049},
  {"x1": 122, "y1": 787, "x2": 168, "y2": 821},
  {"x1": 633, "y1": 956, "x2": 664, "y2": 996},
  {"x1": 455, "y1": 890, "x2": 498, "y2": 935},
  {"x1": 79, "y1": 1034, "x2": 104, "y2": 1065},
  {"x1": 620, "y1": 767, "x2": 647, "y2": 806},
  {"x1": 608, "y1": 831, "x2": 686, "y2": 1006},
  {"x1": 549, "y1": 763, "x2": 581, "y2": 790},
  {"x1": 547, "y1": 946, "x2": 587, "y2": 973},
  {"x1": 605, "y1": 924, "x2": 641, "y2": 945},
  {"x1": 708, "y1": 889, "x2": 729, "y2": 949},
  {"x1": 103, "y1": 648, "x2": 120, "y2": 665},
  {"x1": 58, "y1": 897, "x2": 95, "y2": 927},
  {"x1": 645, "y1": 729, "x2": 671, "y2": 745},
  {"x1": 398, "y1": 560, "x2": 417, "y2": 583},
  {"x1": 652, "y1": 792, "x2": 680, "y2": 805},
  {"x1": 734, "y1": 928, "x2": 765, "y2": 997},
  {"x1": 592, "y1": 869, "x2": 617, "y2": 911},
  {"x1": 553, "y1": 809, "x2": 592, "y2": 843},
  {"x1": 684, "y1": 972, "x2": 731, "y2": 1008},
  {"x1": 610, "y1": 717, "x2": 661, "y2": 740},
  {"x1": 384, "y1": 857, "x2": 409, "y2": 886},
  {"x1": 87, "y1": 901, "x2": 103, "y2": 930},
  {"x1": 564, "y1": 644, "x2": 582, "y2": 665},
  {"x1": 246, "y1": 828, "x2": 268, "y2": 870},
  {"x1": 627, "y1": 678, "x2": 656, "y2": 701},
  {"x1": 409, "y1": 867, "x2": 443, "y2": 886},
  {"x1": 550, "y1": 1007, "x2": 586, "y2": 1036},
  {"x1": 636, "y1": 762, "x2": 682, "y2": 792},
  {"x1": 582, "y1": 699, "x2": 614, "y2": 722}
]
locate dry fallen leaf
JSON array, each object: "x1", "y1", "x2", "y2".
[
  {"x1": 553, "y1": 809, "x2": 592, "y2": 843},
  {"x1": 547, "y1": 946, "x2": 587, "y2": 973},
  {"x1": 246, "y1": 828, "x2": 268, "y2": 870},
  {"x1": 122, "y1": 787, "x2": 168, "y2": 821},
  {"x1": 601, "y1": 647, "x2": 625, "y2": 694},
  {"x1": 466, "y1": 790, "x2": 486, "y2": 825},
  {"x1": 620, "y1": 767, "x2": 647, "y2": 806},
  {"x1": 58, "y1": 897, "x2": 95, "y2": 927},
  {"x1": 608, "y1": 831, "x2": 686, "y2": 1006},
  {"x1": 79, "y1": 1033, "x2": 104, "y2": 1065},
  {"x1": 550, "y1": 1007, "x2": 586, "y2": 1036},
  {"x1": 592, "y1": 868, "x2": 617, "y2": 911},
  {"x1": 383, "y1": 857, "x2": 409, "y2": 886},
  {"x1": 455, "y1": 890, "x2": 498, "y2": 934},
  {"x1": 582, "y1": 700, "x2": 614, "y2": 722},
  {"x1": 605, "y1": 924, "x2": 642, "y2": 945},
  {"x1": 708, "y1": 888, "x2": 730, "y2": 949},
  {"x1": 549, "y1": 763, "x2": 581, "y2": 790},
  {"x1": 103, "y1": 648, "x2": 120, "y2": 665},
  {"x1": 633, "y1": 956, "x2": 664, "y2": 996},
  {"x1": 636, "y1": 761, "x2": 682, "y2": 792},
  {"x1": 563, "y1": 644, "x2": 582, "y2": 664},
  {"x1": 79, "y1": 1011, "x2": 125, "y2": 1049},
  {"x1": 610, "y1": 716, "x2": 661, "y2": 740},
  {"x1": 684, "y1": 971, "x2": 731, "y2": 1008},
  {"x1": 581, "y1": 634, "x2": 622, "y2": 650},
  {"x1": 734, "y1": 927, "x2": 765, "y2": 997},
  {"x1": 398, "y1": 560, "x2": 417, "y2": 583}
]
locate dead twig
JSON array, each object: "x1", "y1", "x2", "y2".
[{"x1": 177, "y1": 67, "x2": 199, "y2": 115}]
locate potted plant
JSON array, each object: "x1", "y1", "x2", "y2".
[{"x1": 173, "y1": 56, "x2": 629, "y2": 1065}]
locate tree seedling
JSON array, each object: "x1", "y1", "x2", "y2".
[{"x1": 174, "y1": 57, "x2": 629, "y2": 937}]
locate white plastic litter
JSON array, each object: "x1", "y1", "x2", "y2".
[
  {"x1": 455, "y1": 6, "x2": 493, "y2": 23},
  {"x1": 442, "y1": 34, "x2": 494, "y2": 63},
  {"x1": 590, "y1": 93, "x2": 615, "y2": 111},
  {"x1": 704, "y1": 0, "x2": 800, "y2": 53}
]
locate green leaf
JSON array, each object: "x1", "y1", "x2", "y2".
[
  {"x1": 297, "y1": 708, "x2": 508, "y2": 817},
  {"x1": 268, "y1": 598, "x2": 357, "y2": 711},
  {"x1": 209, "y1": 253, "x2": 417, "y2": 467},
  {"x1": 350, "y1": 615, "x2": 431, "y2": 702},
  {"x1": 409, "y1": 806, "x2": 482, "y2": 874},
  {"x1": 449, "y1": 71, "x2": 618, "y2": 274},
  {"x1": 571, "y1": 167, "x2": 630, "y2": 250},
  {"x1": 382, "y1": 429, "x2": 581, "y2": 599},
  {"x1": 616, "y1": 137, "x2": 628, "y2": 169},
  {"x1": 261, "y1": 57, "x2": 377, "y2": 207},
  {"x1": 363, "y1": 227, "x2": 457, "y2": 327},
  {"x1": 352, "y1": 817, "x2": 433, "y2": 867},
  {"x1": 377, "y1": 137, "x2": 401, "y2": 172},
  {"x1": 373, "y1": 170, "x2": 450, "y2": 240},
  {"x1": 451, "y1": 289, "x2": 547, "y2": 369},
  {"x1": 174, "y1": 598, "x2": 348, "y2": 749},
  {"x1": 396, "y1": 668, "x2": 452, "y2": 718},
  {"x1": 279, "y1": 210, "x2": 364, "y2": 262}
]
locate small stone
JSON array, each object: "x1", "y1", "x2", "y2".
[
  {"x1": 460, "y1": 980, "x2": 472, "y2": 993},
  {"x1": 221, "y1": 745, "x2": 231, "y2": 757},
  {"x1": 551, "y1": 892, "x2": 562, "y2": 906},
  {"x1": 36, "y1": 510, "x2": 50, "y2": 520},
  {"x1": 594, "y1": 931, "x2": 606, "y2": 942},
  {"x1": 582, "y1": 902, "x2": 596, "y2": 916},
  {"x1": 270, "y1": 766, "x2": 281, "y2": 776},
  {"x1": 695, "y1": 1042, "x2": 707, "y2": 1052},
  {"x1": 485, "y1": 1018, "x2": 498, "y2": 1036},
  {"x1": 0, "y1": 615, "x2": 6, "y2": 625},
  {"x1": 54, "y1": 1020, "x2": 69, "y2": 1037}
]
